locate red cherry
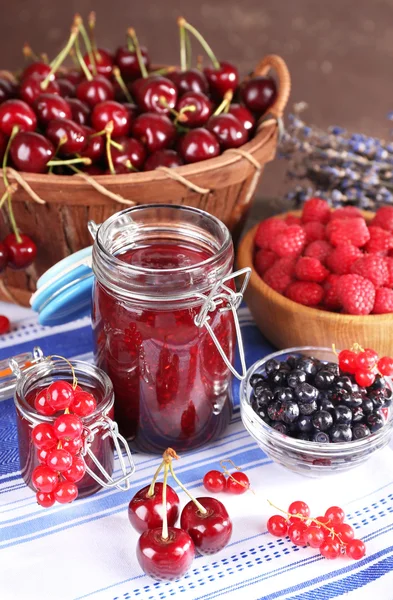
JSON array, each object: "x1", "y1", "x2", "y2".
[
  {"x1": 0, "y1": 241, "x2": 8, "y2": 272},
  {"x1": 204, "y1": 61, "x2": 239, "y2": 98},
  {"x1": 338, "y1": 349, "x2": 357, "y2": 374},
  {"x1": 346, "y1": 539, "x2": 366, "y2": 560},
  {"x1": 91, "y1": 100, "x2": 130, "y2": 137},
  {"x1": 137, "y1": 527, "x2": 195, "y2": 581},
  {"x1": 207, "y1": 113, "x2": 248, "y2": 150},
  {"x1": 355, "y1": 369, "x2": 375, "y2": 387},
  {"x1": 36, "y1": 491, "x2": 55, "y2": 508},
  {"x1": 123, "y1": 102, "x2": 139, "y2": 123},
  {"x1": 70, "y1": 390, "x2": 97, "y2": 417},
  {"x1": 132, "y1": 113, "x2": 176, "y2": 153},
  {"x1": 203, "y1": 470, "x2": 226, "y2": 493},
  {"x1": 19, "y1": 75, "x2": 60, "y2": 105},
  {"x1": 46, "y1": 118, "x2": 87, "y2": 155},
  {"x1": 144, "y1": 149, "x2": 183, "y2": 171},
  {"x1": 57, "y1": 77, "x2": 76, "y2": 98},
  {"x1": 54, "y1": 414, "x2": 83, "y2": 440},
  {"x1": 356, "y1": 349, "x2": 379, "y2": 370},
  {"x1": 0, "y1": 78, "x2": 16, "y2": 103},
  {"x1": 115, "y1": 45, "x2": 150, "y2": 79},
  {"x1": 288, "y1": 521, "x2": 308, "y2": 546},
  {"x1": 176, "y1": 91, "x2": 213, "y2": 127},
  {"x1": 225, "y1": 471, "x2": 250, "y2": 495},
  {"x1": 10, "y1": 132, "x2": 55, "y2": 173},
  {"x1": 62, "y1": 455, "x2": 86, "y2": 483},
  {"x1": 46, "y1": 380, "x2": 74, "y2": 411},
  {"x1": 63, "y1": 70, "x2": 84, "y2": 86},
  {"x1": 37, "y1": 447, "x2": 50, "y2": 464},
  {"x1": 54, "y1": 481, "x2": 78, "y2": 504},
  {"x1": 288, "y1": 500, "x2": 310, "y2": 518},
  {"x1": 84, "y1": 49, "x2": 114, "y2": 78},
  {"x1": 178, "y1": 128, "x2": 220, "y2": 163},
  {"x1": 76, "y1": 75, "x2": 115, "y2": 108},
  {"x1": 324, "y1": 506, "x2": 345, "y2": 525},
  {"x1": 84, "y1": 164, "x2": 105, "y2": 175},
  {"x1": 68, "y1": 98, "x2": 91, "y2": 126},
  {"x1": 131, "y1": 76, "x2": 177, "y2": 115},
  {"x1": 304, "y1": 525, "x2": 325, "y2": 548},
  {"x1": 0, "y1": 100, "x2": 37, "y2": 136},
  {"x1": 62, "y1": 437, "x2": 83, "y2": 455},
  {"x1": 180, "y1": 497, "x2": 232, "y2": 555},
  {"x1": 228, "y1": 104, "x2": 255, "y2": 133},
  {"x1": 79, "y1": 126, "x2": 105, "y2": 163},
  {"x1": 240, "y1": 76, "x2": 277, "y2": 115},
  {"x1": 34, "y1": 93, "x2": 72, "y2": 126},
  {"x1": 46, "y1": 448, "x2": 73, "y2": 472},
  {"x1": 32, "y1": 465, "x2": 58, "y2": 493},
  {"x1": 31, "y1": 423, "x2": 57, "y2": 449},
  {"x1": 378, "y1": 356, "x2": 393, "y2": 376},
  {"x1": 34, "y1": 388, "x2": 56, "y2": 416},
  {"x1": 267, "y1": 514, "x2": 288, "y2": 537},
  {"x1": 4, "y1": 233, "x2": 37, "y2": 269},
  {"x1": 110, "y1": 136, "x2": 147, "y2": 171},
  {"x1": 168, "y1": 69, "x2": 208, "y2": 96},
  {"x1": 333, "y1": 522, "x2": 354, "y2": 544},
  {"x1": 319, "y1": 539, "x2": 340, "y2": 559},
  {"x1": 0, "y1": 316, "x2": 10, "y2": 334},
  {"x1": 128, "y1": 482, "x2": 180, "y2": 533},
  {"x1": 21, "y1": 62, "x2": 53, "y2": 82}
]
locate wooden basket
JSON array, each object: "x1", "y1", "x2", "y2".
[{"x1": 0, "y1": 55, "x2": 290, "y2": 306}]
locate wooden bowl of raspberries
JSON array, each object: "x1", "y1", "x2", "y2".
[{"x1": 237, "y1": 198, "x2": 393, "y2": 355}]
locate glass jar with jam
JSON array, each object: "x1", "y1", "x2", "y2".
[{"x1": 91, "y1": 204, "x2": 249, "y2": 453}]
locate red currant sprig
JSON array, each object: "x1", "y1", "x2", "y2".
[
  {"x1": 266, "y1": 500, "x2": 366, "y2": 561},
  {"x1": 337, "y1": 343, "x2": 393, "y2": 387},
  {"x1": 203, "y1": 459, "x2": 252, "y2": 495},
  {"x1": 31, "y1": 355, "x2": 97, "y2": 508}
]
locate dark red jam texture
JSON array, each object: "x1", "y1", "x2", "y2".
[{"x1": 92, "y1": 242, "x2": 234, "y2": 452}]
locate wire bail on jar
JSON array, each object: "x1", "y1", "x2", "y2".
[{"x1": 194, "y1": 267, "x2": 251, "y2": 380}]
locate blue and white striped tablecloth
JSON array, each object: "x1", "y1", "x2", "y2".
[{"x1": 1, "y1": 302, "x2": 393, "y2": 600}]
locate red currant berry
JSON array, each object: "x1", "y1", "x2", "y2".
[
  {"x1": 34, "y1": 389, "x2": 56, "y2": 416},
  {"x1": 226, "y1": 471, "x2": 250, "y2": 494},
  {"x1": 288, "y1": 500, "x2": 310, "y2": 518},
  {"x1": 31, "y1": 465, "x2": 58, "y2": 493},
  {"x1": 46, "y1": 448, "x2": 73, "y2": 473},
  {"x1": 70, "y1": 391, "x2": 97, "y2": 417},
  {"x1": 0, "y1": 315, "x2": 10, "y2": 334},
  {"x1": 54, "y1": 414, "x2": 83, "y2": 440},
  {"x1": 333, "y1": 522, "x2": 354, "y2": 544},
  {"x1": 62, "y1": 455, "x2": 86, "y2": 483},
  {"x1": 325, "y1": 506, "x2": 345, "y2": 525},
  {"x1": 54, "y1": 481, "x2": 78, "y2": 504},
  {"x1": 316, "y1": 515, "x2": 331, "y2": 526},
  {"x1": 338, "y1": 350, "x2": 357, "y2": 374},
  {"x1": 346, "y1": 539, "x2": 366, "y2": 560},
  {"x1": 288, "y1": 521, "x2": 308, "y2": 546},
  {"x1": 203, "y1": 470, "x2": 226, "y2": 493},
  {"x1": 46, "y1": 380, "x2": 74, "y2": 411},
  {"x1": 37, "y1": 447, "x2": 50, "y2": 464},
  {"x1": 267, "y1": 515, "x2": 288, "y2": 537},
  {"x1": 304, "y1": 525, "x2": 325, "y2": 548},
  {"x1": 378, "y1": 356, "x2": 393, "y2": 376},
  {"x1": 36, "y1": 491, "x2": 55, "y2": 508},
  {"x1": 319, "y1": 539, "x2": 340, "y2": 559},
  {"x1": 355, "y1": 369, "x2": 375, "y2": 387},
  {"x1": 356, "y1": 349, "x2": 379, "y2": 370},
  {"x1": 62, "y1": 437, "x2": 83, "y2": 455},
  {"x1": 31, "y1": 423, "x2": 57, "y2": 449}
]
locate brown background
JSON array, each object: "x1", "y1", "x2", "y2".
[{"x1": 1, "y1": 0, "x2": 392, "y2": 206}]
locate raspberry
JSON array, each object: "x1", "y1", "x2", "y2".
[
  {"x1": 303, "y1": 221, "x2": 326, "y2": 244},
  {"x1": 295, "y1": 257, "x2": 329, "y2": 283},
  {"x1": 386, "y1": 258, "x2": 393, "y2": 288},
  {"x1": 330, "y1": 206, "x2": 362, "y2": 220},
  {"x1": 373, "y1": 287, "x2": 393, "y2": 314},
  {"x1": 364, "y1": 226, "x2": 393, "y2": 255},
  {"x1": 326, "y1": 217, "x2": 370, "y2": 247},
  {"x1": 263, "y1": 260, "x2": 294, "y2": 294},
  {"x1": 371, "y1": 206, "x2": 393, "y2": 233},
  {"x1": 270, "y1": 225, "x2": 306, "y2": 258},
  {"x1": 304, "y1": 240, "x2": 332, "y2": 265},
  {"x1": 326, "y1": 244, "x2": 363, "y2": 275},
  {"x1": 323, "y1": 274, "x2": 342, "y2": 310},
  {"x1": 286, "y1": 281, "x2": 324, "y2": 306},
  {"x1": 350, "y1": 255, "x2": 389, "y2": 288},
  {"x1": 254, "y1": 217, "x2": 287, "y2": 250},
  {"x1": 254, "y1": 248, "x2": 277, "y2": 277},
  {"x1": 285, "y1": 214, "x2": 302, "y2": 226},
  {"x1": 337, "y1": 274, "x2": 376, "y2": 315},
  {"x1": 301, "y1": 197, "x2": 331, "y2": 224}
]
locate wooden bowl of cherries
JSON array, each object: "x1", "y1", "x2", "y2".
[{"x1": 0, "y1": 13, "x2": 290, "y2": 306}]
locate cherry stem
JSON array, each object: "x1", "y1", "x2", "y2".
[
  {"x1": 69, "y1": 48, "x2": 80, "y2": 68},
  {"x1": 49, "y1": 135, "x2": 68, "y2": 173},
  {"x1": 41, "y1": 25, "x2": 80, "y2": 90},
  {"x1": 88, "y1": 12, "x2": 98, "y2": 55},
  {"x1": 74, "y1": 36, "x2": 92, "y2": 81},
  {"x1": 49, "y1": 355, "x2": 78, "y2": 389},
  {"x1": 2, "y1": 126, "x2": 21, "y2": 243},
  {"x1": 213, "y1": 90, "x2": 233, "y2": 116},
  {"x1": 147, "y1": 459, "x2": 165, "y2": 497},
  {"x1": 22, "y1": 43, "x2": 38, "y2": 62},
  {"x1": 267, "y1": 499, "x2": 345, "y2": 546},
  {"x1": 179, "y1": 22, "x2": 187, "y2": 72},
  {"x1": 148, "y1": 66, "x2": 176, "y2": 76},
  {"x1": 126, "y1": 31, "x2": 135, "y2": 52},
  {"x1": 74, "y1": 14, "x2": 97, "y2": 76},
  {"x1": 105, "y1": 122, "x2": 116, "y2": 175},
  {"x1": 0, "y1": 184, "x2": 17, "y2": 211},
  {"x1": 112, "y1": 66, "x2": 134, "y2": 103},
  {"x1": 185, "y1": 31, "x2": 192, "y2": 71},
  {"x1": 40, "y1": 53, "x2": 49, "y2": 65},
  {"x1": 161, "y1": 462, "x2": 170, "y2": 540},
  {"x1": 168, "y1": 461, "x2": 207, "y2": 514},
  {"x1": 178, "y1": 17, "x2": 220, "y2": 70},
  {"x1": 47, "y1": 157, "x2": 91, "y2": 167},
  {"x1": 127, "y1": 28, "x2": 148, "y2": 78},
  {"x1": 196, "y1": 55, "x2": 203, "y2": 71}
]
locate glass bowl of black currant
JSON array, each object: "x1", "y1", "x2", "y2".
[{"x1": 240, "y1": 347, "x2": 393, "y2": 476}]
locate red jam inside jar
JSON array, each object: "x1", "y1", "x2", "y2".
[
  {"x1": 14, "y1": 358, "x2": 116, "y2": 499},
  {"x1": 92, "y1": 205, "x2": 238, "y2": 453}
]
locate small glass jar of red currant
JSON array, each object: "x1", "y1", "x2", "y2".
[
  {"x1": 4, "y1": 347, "x2": 135, "y2": 502},
  {"x1": 91, "y1": 204, "x2": 250, "y2": 453}
]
